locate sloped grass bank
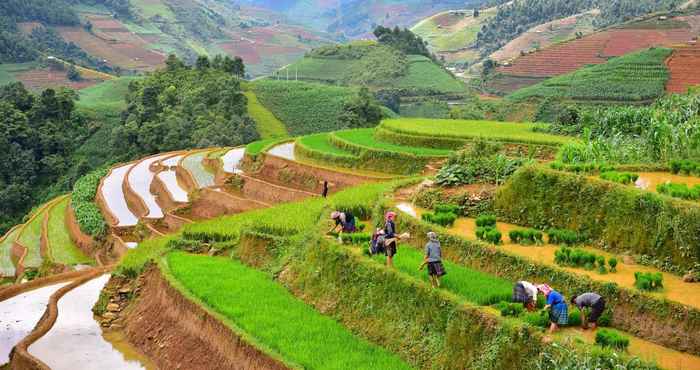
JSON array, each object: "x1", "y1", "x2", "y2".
[
  {"x1": 166, "y1": 252, "x2": 412, "y2": 370},
  {"x1": 392, "y1": 202, "x2": 700, "y2": 355},
  {"x1": 47, "y1": 197, "x2": 92, "y2": 266},
  {"x1": 495, "y1": 165, "x2": 700, "y2": 273},
  {"x1": 244, "y1": 91, "x2": 288, "y2": 139}
]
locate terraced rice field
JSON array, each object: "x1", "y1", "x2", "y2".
[
  {"x1": 380, "y1": 118, "x2": 572, "y2": 146},
  {"x1": 182, "y1": 151, "x2": 216, "y2": 188},
  {"x1": 0, "y1": 227, "x2": 20, "y2": 277},
  {"x1": 267, "y1": 142, "x2": 297, "y2": 161},
  {"x1": 47, "y1": 198, "x2": 92, "y2": 266},
  {"x1": 243, "y1": 92, "x2": 287, "y2": 139},
  {"x1": 497, "y1": 28, "x2": 694, "y2": 79},
  {"x1": 666, "y1": 45, "x2": 700, "y2": 93},
  {"x1": 221, "y1": 148, "x2": 245, "y2": 174},
  {"x1": 166, "y1": 252, "x2": 412, "y2": 370},
  {"x1": 333, "y1": 129, "x2": 451, "y2": 157},
  {"x1": 0, "y1": 282, "x2": 71, "y2": 363},
  {"x1": 101, "y1": 164, "x2": 139, "y2": 227},
  {"x1": 156, "y1": 171, "x2": 188, "y2": 204},
  {"x1": 128, "y1": 154, "x2": 171, "y2": 219},
  {"x1": 17, "y1": 206, "x2": 48, "y2": 269}
]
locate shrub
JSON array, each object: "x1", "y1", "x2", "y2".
[
  {"x1": 72, "y1": 168, "x2": 109, "y2": 237},
  {"x1": 595, "y1": 329, "x2": 630, "y2": 350},
  {"x1": 421, "y1": 212, "x2": 457, "y2": 227},
  {"x1": 434, "y1": 204, "x2": 460, "y2": 214},
  {"x1": 555, "y1": 247, "x2": 606, "y2": 273},
  {"x1": 670, "y1": 159, "x2": 700, "y2": 175},
  {"x1": 475, "y1": 214, "x2": 497, "y2": 228},
  {"x1": 599, "y1": 171, "x2": 639, "y2": 185},
  {"x1": 509, "y1": 228, "x2": 543, "y2": 245},
  {"x1": 634, "y1": 272, "x2": 663, "y2": 291},
  {"x1": 608, "y1": 257, "x2": 618, "y2": 272},
  {"x1": 547, "y1": 228, "x2": 581, "y2": 245},
  {"x1": 477, "y1": 228, "x2": 502, "y2": 245},
  {"x1": 656, "y1": 182, "x2": 700, "y2": 200}
]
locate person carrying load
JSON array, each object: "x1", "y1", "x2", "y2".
[
  {"x1": 512, "y1": 280, "x2": 539, "y2": 311},
  {"x1": 329, "y1": 210, "x2": 356, "y2": 234},
  {"x1": 369, "y1": 228, "x2": 386, "y2": 255}
]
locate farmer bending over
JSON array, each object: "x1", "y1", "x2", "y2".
[
  {"x1": 329, "y1": 211, "x2": 356, "y2": 235},
  {"x1": 419, "y1": 232, "x2": 446, "y2": 288},
  {"x1": 539, "y1": 284, "x2": 568, "y2": 334},
  {"x1": 512, "y1": 280, "x2": 538, "y2": 311},
  {"x1": 571, "y1": 292, "x2": 606, "y2": 330}
]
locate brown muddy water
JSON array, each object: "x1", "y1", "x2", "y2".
[
  {"x1": 558, "y1": 328, "x2": 700, "y2": 370},
  {"x1": 0, "y1": 282, "x2": 70, "y2": 364},
  {"x1": 393, "y1": 202, "x2": 700, "y2": 310},
  {"x1": 28, "y1": 274, "x2": 155, "y2": 369},
  {"x1": 635, "y1": 172, "x2": 700, "y2": 192}
]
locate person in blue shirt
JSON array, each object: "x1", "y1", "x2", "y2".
[{"x1": 538, "y1": 284, "x2": 568, "y2": 333}]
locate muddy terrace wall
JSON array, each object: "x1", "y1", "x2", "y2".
[
  {"x1": 393, "y1": 210, "x2": 700, "y2": 355},
  {"x1": 495, "y1": 165, "x2": 700, "y2": 273}
]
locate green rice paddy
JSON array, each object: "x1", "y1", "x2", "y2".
[
  {"x1": 333, "y1": 129, "x2": 452, "y2": 157},
  {"x1": 47, "y1": 198, "x2": 92, "y2": 266},
  {"x1": 17, "y1": 206, "x2": 47, "y2": 269},
  {"x1": 0, "y1": 227, "x2": 20, "y2": 277},
  {"x1": 167, "y1": 252, "x2": 413, "y2": 370},
  {"x1": 244, "y1": 92, "x2": 288, "y2": 139},
  {"x1": 297, "y1": 134, "x2": 357, "y2": 157}
]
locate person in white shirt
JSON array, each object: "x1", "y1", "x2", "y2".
[{"x1": 512, "y1": 280, "x2": 539, "y2": 311}]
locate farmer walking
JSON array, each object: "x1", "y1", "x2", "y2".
[
  {"x1": 538, "y1": 284, "x2": 568, "y2": 334},
  {"x1": 571, "y1": 292, "x2": 606, "y2": 330},
  {"x1": 512, "y1": 280, "x2": 539, "y2": 311},
  {"x1": 384, "y1": 211, "x2": 398, "y2": 267},
  {"x1": 419, "y1": 232, "x2": 446, "y2": 288}
]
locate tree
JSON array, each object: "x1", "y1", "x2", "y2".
[
  {"x1": 67, "y1": 64, "x2": 81, "y2": 81},
  {"x1": 339, "y1": 87, "x2": 382, "y2": 129},
  {"x1": 222, "y1": 56, "x2": 245, "y2": 77},
  {"x1": 165, "y1": 54, "x2": 185, "y2": 72},
  {"x1": 195, "y1": 55, "x2": 210, "y2": 70}
]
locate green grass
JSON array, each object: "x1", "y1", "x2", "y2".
[
  {"x1": 182, "y1": 151, "x2": 216, "y2": 188},
  {"x1": 131, "y1": 0, "x2": 176, "y2": 19},
  {"x1": 245, "y1": 138, "x2": 288, "y2": 157},
  {"x1": 279, "y1": 57, "x2": 357, "y2": 83},
  {"x1": 253, "y1": 80, "x2": 357, "y2": 136},
  {"x1": 412, "y1": 8, "x2": 497, "y2": 53},
  {"x1": 297, "y1": 133, "x2": 357, "y2": 157},
  {"x1": 17, "y1": 205, "x2": 47, "y2": 269},
  {"x1": 507, "y1": 48, "x2": 673, "y2": 102},
  {"x1": 333, "y1": 129, "x2": 452, "y2": 157},
  {"x1": 76, "y1": 77, "x2": 138, "y2": 112},
  {"x1": 0, "y1": 227, "x2": 20, "y2": 277},
  {"x1": 368, "y1": 245, "x2": 512, "y2": 305},
  {"x1": 47, "y1": 197, "x2": 92, "y2": 265},
  {"x1": 166, "y1": 252, "x2": 413, "y2": 370},
  {"x1": 380, "y1": 118, "x2": 573, "y2": 146},
  {"x1": 244, "y1": 91, "x2": 288, "y2": 139}
]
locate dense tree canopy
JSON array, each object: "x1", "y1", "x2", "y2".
[
  {"x1": 0, "y1": 83, "x2": 90, "y2": 234},
  {"x1": 113, "y1": 55, "x2": 258, "y2": 159},
  {"x1": 373, "y1": 26, "x2": 432, "y2": 60}
]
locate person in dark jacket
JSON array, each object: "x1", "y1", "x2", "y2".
[
  {"x1": 419, "y1": 232, "x2": 446, "y2": 288},
  {"x1": 571, "y1": 292, "x2": 606, "y2": 330},
  {"x1": 329, "y1": 211, "x2": 356, "y2": 234},
  {"x1": 384, "y1": 211, "x2": 398, "y2": 267}
]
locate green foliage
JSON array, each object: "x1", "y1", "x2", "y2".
[
  {"x1": 436, "y1": 144, "x2": 528, "y2": 186},
  {"x1": 421, "y1": 212, "x2": 457, "y2": 227},
  {"x1": 48, "y1": 197, "x2": 91, "y2": 265},
  {"x1": 509, "y1": 229, "x2": 543, "y2": 245},
  {"x1": 523, "y1": 309, "x2": 582, "y2": 328},
  {"x1": 669, "y1": 159, "x2": 700, "y2": 175},
  {"x1": 599, "y1": 171, "x2": 639, "y2": 185},
  {"x1": 114, "y1": 56, "x2": 258, "y2": 160},
  {"x1": 656, "y1": 183, "x2": 700, "y2": 200},
  {"x1": 167, "y1": 252, "x2": 412, "y2": 370},
  {"x1": 608, "y1": 258, "x2": 618, "y2": 272},
  {"x1": 477, "y1": 227, "x2": 502, "y2": 245},
  {"x1": 595, "y1": 329, "x2": 630, "y2": 351},
  {"x1": 340, "y1": 232, "x2": 372, "y2": 245},
  {"x1": 634, "y1": 272, "x2": 663, "y2": 291},
  {"x1": 495, "y1": 301, "x2": 525, "y2": 317},
  {"x1": 435, "y1": 204, "x2": 460, "y2": 214},
  {"x1": 508, "y1": 48, "x2": 672, "y2": 103},
  {"x1": 554, "y1": 247, "x2": 604, "y2": 271},
  {"x1": 547, "y1": 228, "x2": 581, "y2": 245},
  {"x1": 373, "y1": 25, "x2": 432, "y2": 59},
  {"x1": 71, "y1": 168, "x2": 109, "y2": 237},
  {"x1": 243, "y1": 91, "x2": 287, "y2": 139},
  {"x1": 495, "y1": 165, "x2": 700, "y2": 272},
  {"x1": 253, "y1": 80, "x2": 360, "y2": 136},
  {"x1": 476, "y1": 214, "x2": 497, "y2": 228}
]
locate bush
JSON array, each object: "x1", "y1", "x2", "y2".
[
  {"x1": 670, "y1": 159, "x2": 700, "y2": 175},
  {"x1": 554, "y1": 247, "x2": 607, "y2": 273},
  {"x1": 547, "y1": 228, "x2": 581, "y2": 245},
  {"x1": 477, "y1": 227, "x2": 502, "y2": 245},
  {"x1": 436, "y1": 151, "x2": 528, "y2": 187},
  {"x1": 599, "y1": 171, "x2": 639, "y2": 185},
  {"x1": 634, "y1": 272, "x2": 663, "y2": 291},
  {"x1": 72, "y1": 168, "x2": 109, "y2": 237},
  {"x1": 656, "y1": 182, "x2": 700, "y2": 200},
  {"x1": 421, "y1": 212, "x2": 457, "y2": 227},
  {"x1": 608, "y1": 257, "x2": 618, "y2": 272},
  {"x1": 595, "y1": 329, "x2": 630, "y2": 350},
  {"x1": 434, "y1": 204, "x2": 460, "y2": 214},
  {"x1": 475, "y1": 214, "x2": 497, "y2": 228},
  {"x1": 508, "y1": 228, "x2": 543, "y2": 245}
]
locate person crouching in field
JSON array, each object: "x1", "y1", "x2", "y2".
[
  {"x1": 419, "y1": 232, "x2": 446, "y2": 288},
  {"x1": 329, "y1": 210, "x2": 356, "y2": 236},
  {"x1": 512, "y1": 280, "x2": 538, "y2": 311},
  {"x1": 539, "y1": 284, "x2": 568, "y2": 334},
  {"x1": 571, "y1": 292, "x2": 606, "y2": 330}
]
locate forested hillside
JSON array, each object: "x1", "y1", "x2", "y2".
[{"x1": 476, "y1": 0, "x2": 687, "y2": 56}]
